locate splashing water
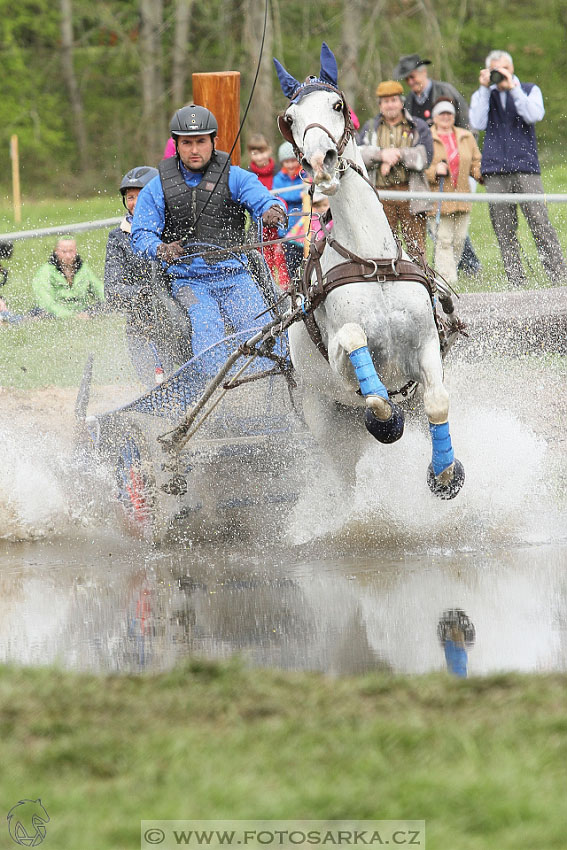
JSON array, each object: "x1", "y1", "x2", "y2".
[
  {"x1": 0, "y1": 425, "x2": 71, "y2": 541},
  {"x1": 288, "y1": 357, "x2": 565, "y2": 551}
]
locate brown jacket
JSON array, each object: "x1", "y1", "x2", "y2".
[{"x1": 425, "y1": 126, "x2": 482, "y2": 215}]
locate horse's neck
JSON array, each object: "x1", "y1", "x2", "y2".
[{"x1": 328, "y1": 141, "x2": 398, "y2": 259}]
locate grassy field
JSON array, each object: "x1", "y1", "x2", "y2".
[
  {"x1": 1, "y1": 660, "x2": 566, "y2": 850},
  {"x1": 1, "y1": 168, "x2": 567, "y2": 388}
]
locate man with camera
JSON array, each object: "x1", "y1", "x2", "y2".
[{"x1": 470, "y1": 50, "x2": 567, "y2": 286}]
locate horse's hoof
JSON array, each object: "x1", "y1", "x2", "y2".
[
  {"x1": 427, "y1": 459, "x2": 465, "y2": 500},
  {"x1": 364, "y1": 399, "x2": 404, "y2": 444}
]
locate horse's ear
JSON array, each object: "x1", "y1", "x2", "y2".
[
  {"x1": 273, "y1": 58, "x2": 300, "y2": 99},
  {"x1": 319, "y1": 42, "x2": 338, "y2": 87}
]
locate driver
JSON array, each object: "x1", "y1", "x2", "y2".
[{"x1": 131, "y1": 105, "x2": 287, "y2": 368}]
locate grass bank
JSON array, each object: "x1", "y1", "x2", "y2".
[{"x1": 0, "y1": 661, "x2": 566, "y2": 850}]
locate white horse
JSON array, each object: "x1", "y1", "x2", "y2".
[{"x1": 274, "y1": 44, "x2": 464, "y2": 499}]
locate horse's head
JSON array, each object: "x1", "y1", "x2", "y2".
[{"x1": 274, "y1": 43, "x2": 353, "y2": 195}]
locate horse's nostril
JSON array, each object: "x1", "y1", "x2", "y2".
[
  {"x1": 301, "y1": 157, "x2": 312, "y2": 172},
  {"x1": 323, "y1": 150, "x2": 338, "y2": 171}
]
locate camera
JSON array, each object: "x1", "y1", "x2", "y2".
[{"x1": 489, "y1": 69, "x2": 506, "y2": 85}]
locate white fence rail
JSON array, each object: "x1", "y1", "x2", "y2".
[{"x1": 1, "y1": 188, "x2": 567, "y2": 243}]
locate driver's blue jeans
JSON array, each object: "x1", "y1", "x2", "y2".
[{"x1": 170, "y1": 260, "x2": 269, "y2": 377}]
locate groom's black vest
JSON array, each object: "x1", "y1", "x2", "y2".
[{"x1": 158, "y1": 151, "x2": 247, "y2": 249}]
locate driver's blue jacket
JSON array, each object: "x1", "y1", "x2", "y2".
[
  {"x1": 131, "y1": 161, "x2": 279, "y2": 279},
  {"x1": 131, "y1": 160, "x2": 281, "y2": 371}
]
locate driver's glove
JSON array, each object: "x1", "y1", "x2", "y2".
[{"x1": 156, "y1": 240, "x2": 185, "y2": 264}]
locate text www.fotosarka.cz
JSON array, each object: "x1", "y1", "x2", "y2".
[{"x1": 141, "y1": 821, "x2": 426, "y2": 850}]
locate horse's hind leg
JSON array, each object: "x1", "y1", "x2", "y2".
[
  {"x1": 420, "y1": 342, "x2": 465, "y2": 500},
  {"x1": 335, "y1": 323, "x2": 404, "y2": 445}
]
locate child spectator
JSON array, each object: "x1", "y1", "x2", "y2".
[
  {"x1": 247, "y1": 133, "x2": 276, "y2": 189},
  {"x1": 273, "y1": 141, "x2": 305, "y2": 276}
]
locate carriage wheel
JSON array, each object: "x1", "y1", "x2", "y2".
[{"x1": 114, "y1": 429, "x2": 157, "y2": 541}]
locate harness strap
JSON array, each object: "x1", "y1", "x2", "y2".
[{"x1": 314, "y1": 260, "x2": 434, "y2": 305}]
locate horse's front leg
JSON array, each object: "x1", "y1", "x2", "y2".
[
  {"x1": 332, "y1": 323, "x2": 405, "y2": 444},
  {"x1": 420, "y1": 340, "x2": 465, "y2": 500}
]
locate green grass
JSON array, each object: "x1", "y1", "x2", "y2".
[
  {"x1": 0, "y1": 195, "x2": 136, "y2": 388},
  {"x1": 1, "y1": 661, "x2": 566, "y2": 850}
]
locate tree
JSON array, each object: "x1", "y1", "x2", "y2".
[
  {"x1": 139, "y1": 0, "x2": 166, "y2": 161},
  {"x1": 171, "y1": 0, "x2": 195, "y2": 109},
  {"x1": 59, "y1": 0, "x2": 89, "y2": 171},
  {"x1": 242, "y1": 0, "x2": 274, "y2": 150},
  {"x1": 340, "y1": 0, "x2": 366, "y2": 109}
]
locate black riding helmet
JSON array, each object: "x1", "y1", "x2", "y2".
[
  {"x1": 170, "y1": 105, "x2": 218, "y2": 139},
  {"x1": 119, "y1": 166, "x2": 158, "y2": 208}
]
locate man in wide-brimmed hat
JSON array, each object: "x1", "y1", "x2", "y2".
[
  {"x1": 357, "y1": 80, "x2": 433, "y2": 257},
  {"x1": 394, "y1": 53, "x2": 470, "y2": 130}
]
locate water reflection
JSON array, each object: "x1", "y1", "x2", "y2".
[{"x1": 0, "y1": 535, "x2": 566, "y2": 676}]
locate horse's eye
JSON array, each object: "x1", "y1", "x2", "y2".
[
  {"x1": 333, "y1": 101, "x2": 343, "y2": 112},
  {"x1": 285, "y1": 114, "x2": 293, "y2": 126}
]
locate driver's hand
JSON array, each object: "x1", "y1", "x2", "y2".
[
  {"x1": 156, "y1": 240, "x2": 185, "y2": 264},
  {"x1": 262, "y1": 205, "x2": 287, "y2": 228}
]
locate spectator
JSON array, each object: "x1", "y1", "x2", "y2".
[
  {"x1": 0, "y1": 297, "x2": 24, "y2": 325},
  {"x1": 286, "y1": 189, "x2": 331, "y2": 259},
  {"x1": 470, "y1": 49, "x2": 567, "y2": 286},
  {"x1": 393, "y1": 53, "x2": 470, "y2": 129},
  {"x1": 425, "y1": 99, "x2": 481, "y2": 284},
  {"x1": 358, "y1": 80, "x2": 433, "y2": 257},
  {"x1": 394, "y1": 52, "x2": 481, "y2": 275},
  {"x1": 272, "y1": 141, "x2": 305, "y2": 277},
  {"x1": 245, "y1": 134, "x2": 289, "y2": 289},
  {"x1": 131, "y1": 105, "x2": 286, "y2": 375},
  {"x1": 31, "y1": 238, "x2": 104, "y2": 319},
  {"x1": 246, "y1": 133, "x2": 276, "y2": 189}
]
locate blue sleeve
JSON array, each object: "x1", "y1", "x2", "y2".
[
  {"x1": 273, "y1": 171, "x2": 304, "y2": 205},
  {"x1": 228, "y1": 166, "x2": 281, "y2": 221},
  {"x1": 131, "y1": 176, "x2": 166, "y2": 259}
]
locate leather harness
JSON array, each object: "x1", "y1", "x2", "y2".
[{"x1": 276, "y1": 79, "x2": 458, "y2": 369}]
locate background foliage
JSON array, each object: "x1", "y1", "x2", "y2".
[{"x1": 0, "y1": 0, "x2": 566, "y2": 199}]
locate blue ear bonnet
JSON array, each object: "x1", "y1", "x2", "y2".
[{"x1": 274, "y1": 42, "x2": 340, "y2": 102}]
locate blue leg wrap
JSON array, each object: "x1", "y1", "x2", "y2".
[
  {"x1": 444, "y1": 640, "x2": 468, "y2": 678},
  {"x1": 429, "y1": 421, "x2": 455, "y2": 476},
  {"x1": 349, "y1": 346, "x2": 388, "y2": 399}
]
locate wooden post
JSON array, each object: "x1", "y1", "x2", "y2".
[
  {"x1": 10, "y1": 135, "x2": 21, "y2": 224},
  {"x1": 192, "y1": 71, "x2": 241, "y2": 165}
]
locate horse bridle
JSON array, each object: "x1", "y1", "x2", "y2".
[{"x1": 277, "y1": 80, "x2": 355, "y2": 162}]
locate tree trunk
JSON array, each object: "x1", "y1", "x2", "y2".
[
  {"x1": 416, "y1": 0, "x2": 449, "y2": 78},
  {"x1": 171, "y1": 0, "x2": 194, "y2": 108},
  {"x1": 59, "y1": 0, "x2": 89, "y2": 172},
  {"x1": 340, "y1": 0, "x2": 366, "y2": 109},
  {"x1": 242, "y1": 0, "x2": 275, "y2": 153},
  {"x1": 139, "y1": 0, "x2": 166, "y2": 162}
]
